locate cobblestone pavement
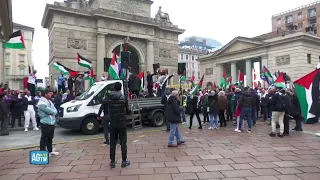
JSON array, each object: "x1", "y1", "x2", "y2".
[{"x1": 0, "y1": 122, "x2": 319, "y2": 180}]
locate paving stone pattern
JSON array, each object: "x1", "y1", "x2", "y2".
[{"x1": 0, "y1": 123, "x2": 320, "y2": 180}]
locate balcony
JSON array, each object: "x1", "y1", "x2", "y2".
[
  {"x1": 308, "y1": 11, "x2": 317, "y2": 19},
  {"x1": 6, "y1": 75, "x2": 26, "y2": 80}
]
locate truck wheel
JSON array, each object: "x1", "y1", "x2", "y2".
[
  {"x1": 150, "y1": 112, "x2": 165, "y2": 127},
  {"x1": 81, "y1": 117, "x2": 99, "y2": 135}
]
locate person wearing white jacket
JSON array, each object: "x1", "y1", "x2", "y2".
[{"x1": 22, "y1": 91, "x2": 39, "y2": 132}]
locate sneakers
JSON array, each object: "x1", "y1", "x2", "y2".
[
  {"x1": 247, "y1": 129, "x2": 251, "y2": 133},
  {"x1": 49, "y1": 151, "x2": 59, "y2": 156},
  {"x1": 277, "y1": 133, "x2": 284, "y2": 138},
  {"x1": 110, "y1": 161, "x2": 116, "y2": 168},
  {"x1": 121, "y1": 160, "x2": 131, "y2": 168},
  {"x1": 33, "y1": 127, "x2": 40, "y2": 131},
  {"x1": 235, "y1": 129, "x2": 241, "y2": 133},
  {"x1": 182, "y1": 122, "x2": 186, "y2": 125},
  {"x1": 177, "y1": 141, "x2": 185, "y2": 145},
  {"x1": 208, "y1": 127, "x2": 213, "y2": 130},
  {"x1": 214, "y1": 127, "x2": 218, "y2": 130},
  {"x1": 24, "y1": 128, "x2": 28, "y2": 132},
  {"x1": 168, "y1": 144, "x2": 178, "y2": 148},
  {"x1": 269, "y1": 132, "x2": 276, "y2": 137}
]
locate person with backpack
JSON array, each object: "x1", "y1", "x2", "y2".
[{"x1": 269, "y1": 89, "x2": 290, "y2": 138}]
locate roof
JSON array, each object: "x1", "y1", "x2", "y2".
[
  {"x1": 253, "y1": 29, "x2": 299, "y2": 40},
  {"x1": 272, "y1": 1, "x2": 320, "y2": 18}
]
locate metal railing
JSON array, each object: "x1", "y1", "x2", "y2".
[
  {"x1": 5, "y1": 75, "x2": 26, "y2": 80},
  {"x1": 272, "y1": 1, "x2": 320, "y2": 17}
]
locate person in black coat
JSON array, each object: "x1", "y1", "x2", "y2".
[
  {"x1": 98, "y1": 95, "x2": 110, "y2": 145},
  {"x1": 167, "y1": 91, "x2": 185, "y2": 147},
  {"x1": 54, "y1": 92, "x2": 62, "y2": 113},
  {"x1": 128, "y1": 73, "x2": 141, "y2": 98},
  {"x1": 0, "y1": 93, "x2": 9, "y2": 136},
  {"x1": 67, "y1": 76, "x2": 74, "y2": 96},
  {"x1": 189, "y1": 91, "x2": 202, "y2": 130},
  {"x1": 146, "y1": 71, "x2": 156, "y2": 98},
  {"x1": 208, "y1": 91, "x2": 219, "y2": 129},
  {"x1": 289, "y1": 90, "x2": 303, "y2": 131},
  {"x1": 266, "y1": 89, "x2": 275, "y2": 124},
  {"x1": 161, "y1": 89, "x2": 171, "y2": 132},
  {"x1": 10, "y1": 91, "x2": 23, "y2": 128}
]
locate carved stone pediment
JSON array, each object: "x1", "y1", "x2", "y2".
[
  {"x1": 276, "y1": 55, "x2": 290, "y2": 66},
  {"x1": 67, "y1": 38, "x2": 87, "y2": 50},
  {"x1": 159, "y1": 49, "x2": 172, "y2": 58}
]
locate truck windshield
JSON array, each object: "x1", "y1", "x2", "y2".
[{"x1": 75, "y1": 84, "x2": 103, "y2": 100}]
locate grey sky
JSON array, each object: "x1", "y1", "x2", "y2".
[{"x1": 11, "y1": 0, "x2": 315, "y2": 79}]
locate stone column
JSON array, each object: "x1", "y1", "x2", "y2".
[
  {"x1": 96, "y1": 34, "x2": 106, "y2": 77},
  {"x1": 0, "y1": 42, "x2": 4, "y2": 84},
  {"x1": 261, "y1": 55, "x2": 268, "y2": 88},
  {"x1": 246, "y1": 59, "x2": 252, "y2": 87},
  {"x1": 231, "y1": 62, "x2": 237, "y2": 83},
  {"x1": 146, "y1": 40, "x2": 154, "y2": 72}
]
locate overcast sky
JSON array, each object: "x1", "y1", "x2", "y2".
[{"x1": 11, "y1": 0, "x2": 316, "y2": 79}]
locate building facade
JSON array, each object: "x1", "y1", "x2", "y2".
[
  {"x1": 4, "y1": 23, "x2": 34, "y2": 90},
  {"x1": 272, "y1": 1, "x2": 320, "y2": 36},
  {"x1": 178, "y1": 48, "x2": 206, "y2": 83},
  {"x1": 41, "y1": 0, "x2": 184, "y2": 86},
  {"x1": 0, "y1": 0, "x2": 13, "y2": 84},
  {"x1": 198, "y1": 32, "x2": 320, "y2": 87}
]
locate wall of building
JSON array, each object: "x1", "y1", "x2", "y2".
[{"x1": 178, "y1": 52, "x2": 201, "y2": 80}]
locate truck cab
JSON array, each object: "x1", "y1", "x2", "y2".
[{"x1": 58, "y1": 80, "x2": 166, "y2": 135}]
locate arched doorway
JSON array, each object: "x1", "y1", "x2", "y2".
[{"x1": 112, "y1": 45, "x2": 140, "y2": 75}]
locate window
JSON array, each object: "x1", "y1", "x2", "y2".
[
  {"x1": 19, "y1": 81, "x2": 24, "y2": 90},
  {"x1": 19, "y1": 68, "x2": 25, "y2": 75},
  {"x1": 192, "y1": 63, "x2": 194, "y2": 68},
  {"x1": 192, "y1": 71, "x2": 195, "y2": 76},
  {"x1": 187, "y1": 72, "x2": 190, "y2": 77},
  {"x1": 192, "y1": 56, "x2": 194, "y2": 61},
  {"x1": 180, "y1": 54, "x2": 183, "y2": 60},
  {"x1": 309, "y1": 8, "x2": 316, "y2": 17},
  {"x1": 186, "y1": 63, "x2": 188, "y2": 68},
  {"x1": 285, "y1": 15, "x2": 293, "y2": 24},
  {"x1": 5, "y1": 68, "x2": 9, "y2": 75},
  {"x1": 198, "y1": 71, "x2": 200, "y2": 79},
  {"x1": 4, "y1": 54, "x2": 9, "y2": 62},
  {"x1": 298, "y1": 23, "x2": 303, "y2": 29},
  {"x1": 186, "y1": 55, "x2": 188, "y2": 60},
  {"x1": 95, "y1": 83, "x2": 115, "y2": 104},
  {"x1": 19, "y1": 55, "x2": 25, "y2": 62},
  {"x1": 277, "y1": 18, "x2": 281, "y2": 24},
  {"x1": 307, "y1": 54, "x2": 311, "y2": 64},
  {"x1": 298, "y1": 12, "x2": 302, "y2": 19}
]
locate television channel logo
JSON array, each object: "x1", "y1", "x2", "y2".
[{"x1": 30, "y1": 151, "x2": 49, "y2": 165}]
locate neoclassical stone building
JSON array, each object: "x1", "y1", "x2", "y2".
[
  {"x1": 198, "y1": 31, "x2": 320, "y2": 87},
  {"x1": 41, "y1": 0, "x2": 184, "y2": 85}
]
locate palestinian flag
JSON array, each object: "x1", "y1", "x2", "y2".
[
  {"x1": 190, "y1": 74, "x2": 204, "y2": 96},
  {"x1": 274, "y1": 72, "x2": 286, "y2": 89},
  {"x1": 220, "y1": 65, "x2": 227, "y2": 88},
  {"x1": 138, "y1": 71, "x2": 144, "y2": 92},
  {"x1": 294, "y1": 69, "x2": 320, "y2": 122},
  {"x1": 238, "y1": 70, "x2": 244, "y2": 85},
  {"x1": 108, "y1": 51, "x2": 119, "y2": 80},
  {"x1": 190, "y1": 74, "x2": 195, "y2": 87},
  {"x1": 52, "y1": 62, "x2": 78, "y2": 77},
  {"x1": 77, "y1": 53, "x2": 92, "y2": 70},
  {"x1": 84, "y1": 68, "x2": 95, "y2": 86},
  {"x1": 5, "y1": 30, "x2": 25, "y2": 49},
  {"x1": 179, "y1": 70, "x2": 186, "y2": 82}
]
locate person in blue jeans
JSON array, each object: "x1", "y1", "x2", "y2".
[
  {"x1": 208, "y1": 91, "x2": 219, "y2": 130},
  {"x1": 166, "y1": 90, "x2": 185, "y2": 147},
  {"x1": 238, "y1": 87, "x2": 254, "y2": 133},
  {"x1": 161, "y1": 89, "x2": 171, "y2": 132}
]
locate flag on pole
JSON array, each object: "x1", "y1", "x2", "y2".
[
  {"x1": 138, "y1": 71, "x2": 144, "y2": 92},
  {"x1": 238, "y1": 70, "x2": 244, "y2": 85},
  {"x1": 274, "y1": 72, "x2": 286, "y2": 89},
  {"x1": 4, "y1": 30, "x2": 25, "y2": 49},
  {"x1": 262, "y1": 66, "x2": 274, "y2": 85},
  {"x1": 190, "y1": 74, "x2": 204, "y2": 96},
  {"x1": 108, "y1": 51, "x2": 119, "y2": 80},
  {"x1": 294, "y1": 69, "x2": 320, "y2": 122},
  {"x1": 180, "y1": 70, "x2": 186, "y2": 82},
  {"x1": 220, "y1": 65, "x2": 227, "y2": 88},
  {"x1": 190, "y1": 74, "x2": 195, "y2": 87},
  {"x1": 213, "y1": 82, "x2": 217, "y2": 89},
  {"x1": 77, "y1": 53, "x2": 92, "y2": 70},
  {"x1": 52, "y1": 62, "x2": 79, "y2": 77}
]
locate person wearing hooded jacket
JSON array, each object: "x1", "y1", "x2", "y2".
[
  {"x1": 107, "y1": 82, "x2": 130, "y2": 169},
  {"x1": 167, "y1": 90, "x2": 185, "y2": 147},
  {"x1": 238, "y1": 87, "x2": 254, "y2": 133}
]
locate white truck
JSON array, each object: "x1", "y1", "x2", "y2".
[{"x1": 57, "y1": 80, "x2": 166, "y2": 135}]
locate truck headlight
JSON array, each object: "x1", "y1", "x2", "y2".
[{"x1": 66, "y1": 104, "x2": 81, "y2": 112}]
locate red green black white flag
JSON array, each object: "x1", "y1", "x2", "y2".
[{"x1": 5, "y1": 30, "x2": 25, "y2": 49}]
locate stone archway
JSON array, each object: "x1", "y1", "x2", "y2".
[{"x1": 107, "y1": 40, "x2": 145, "y2": 74}]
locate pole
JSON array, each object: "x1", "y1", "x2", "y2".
[{"x1": 179, "y1": 75, "x2": 182, "y2": 106}]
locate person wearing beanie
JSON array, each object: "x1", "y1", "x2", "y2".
[{"x1": 0, "y1": 93, "x2": 9, "y2": 136}]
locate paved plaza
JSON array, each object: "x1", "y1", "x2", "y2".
[{"x1": 0, "y1": 122, "x2": 320, "y2": 180}]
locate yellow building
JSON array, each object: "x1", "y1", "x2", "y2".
[{"x1": 4, "y1": 23, "x2": 34, "y2": 90}]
